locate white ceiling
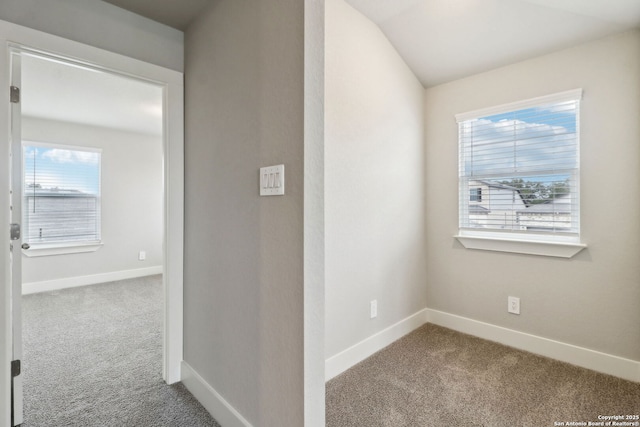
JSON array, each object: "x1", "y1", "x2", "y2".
[
  {"x1": 344, "y1": 0, "x2": 640, "y2": 87},
  {"x1": 21, "y1": 53, "x2": 163, "y2": 136}
]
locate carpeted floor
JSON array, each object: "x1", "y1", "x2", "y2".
[
  {"x1": 326, "y1": 323, "x2": 640, "y2": 427},
  {"x1": 22, "y1": 275, "x2": 220, "y2": 427}
]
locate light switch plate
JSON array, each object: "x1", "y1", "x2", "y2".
[{"x1": 260, "y1": 165, "x2": 285, "y2": 196}]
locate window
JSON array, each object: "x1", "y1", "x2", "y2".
[
  {"x1": 23, "y1": 142, "x2": 101, "y2": 248},
  {"x1": 470, "y1": 188, "x2": 482, "y2": 202},
  {"x1": 455, "y1": 90, "x2": 585, "y2": 256}
]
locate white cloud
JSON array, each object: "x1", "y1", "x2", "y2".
[
  {"x1": 42, "y1": 148, "x2": 99, "y2": 164},
  {"x1": 470, "y1": 118, "x2": 567, "y2": 144},
  {"x1": 463, "y1": 118, "x2": 576, "y2": 175}
]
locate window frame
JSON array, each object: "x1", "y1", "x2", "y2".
[
  {"x1": 21, "y1": 141, "x2": 103, "y2": 257},
  {"x1": 454, "y1": 89, "x2": 586, "y2": 258}
]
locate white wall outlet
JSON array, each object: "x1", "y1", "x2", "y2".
[
  {"x1": 508, "y1": 296, "x2": 520, "y2": 315},
  {"x1": 139, "y1": 250, "x2": 146, "y2": 261},
  {"x1": 260, "y1": 164, "x2": 285, "y2": 196},
  {"x1": 370, "y1": 300, "x2": 378, "y2": 319}
]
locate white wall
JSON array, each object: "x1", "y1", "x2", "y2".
[
  {"x1": 303, "y1": 0, "x2": 326, "y2": 423},
  {"x1": 0, "y1": 0, "x2": 183, "y2": 72},
  {"x1": 425, "y1": 30, "x2": 640, "y2": 362},
  {"x1": 325, "y1": 0, "x2": 426, "y2": 364},
  {"x1": 21, "y1": 117, "x2": 163, "y2": 286}
]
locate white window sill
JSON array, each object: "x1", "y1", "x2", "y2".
[
  {"x1": 454, "y1": 234, "x2": 586, "y2": 258},
  {"x1": 22, "y1": 242, "x2": 103, "y2": 257}
]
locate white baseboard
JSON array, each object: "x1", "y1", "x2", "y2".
[
  {"x1": 181, "y1": 361, "x2": 254, "y2": 427},
  {"x1": 426, "y1": 308, "x2": 640, "y2": 383},
  {"x1": 325, "y1": 309, "x2": 429, "y2": 381},
  {"x1": 22, "y1": 266, "x2": 163, "y2": 295}
]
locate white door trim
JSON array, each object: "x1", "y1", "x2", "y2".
[
  {"x1": 0, "y1": 19, "x2": 184, "y2": 425},
  {"x1": 9, "y1": 47, "x2": 24, "y2": 427}
]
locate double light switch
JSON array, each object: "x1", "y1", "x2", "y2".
[{"x1": 260, "y1": 164, "x2": 285, "y2": 196}]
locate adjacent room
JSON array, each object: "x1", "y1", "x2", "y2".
[{"x1": 15, "y1": 52, "x2": 210, "y2": 426}]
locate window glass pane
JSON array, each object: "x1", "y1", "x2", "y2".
[
  {"x1": 470, "y1": 188, "x2": 481, "y2": 202},
  {"x1": 462, "y1": 102, "x2": 578, "y2": 176},
  {"x1": 458, "y1": 94, "x2": 580, "y2": 236},
  {"x1": 23, "y1": 144, "x2": 101, "y2": 245}
]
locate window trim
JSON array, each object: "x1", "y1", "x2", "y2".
[
  {"x1": 22, "y1": 141, "x2": 103, "y2": 250},
  {"x1": 454, "y1": 89, "x2": 583, "y2": 122},
  {"x1": 455, "y1": 89, "x2": 586, "y2": 257},
  {"x1": 455, "y1": 230, "x2": 586, "y2": 258},
  {"x1": 22, "y1": 241, "x2": 103, "y2": 258}
]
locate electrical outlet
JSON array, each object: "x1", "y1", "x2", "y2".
[
  {"x1": 508, "y1": 296, "x2": 520, "y2": 315},
  {"x1": 139, "y1": 250, "x2": 146, "y2": 261},
  {"x1": 370, "y1": 300, "x2": 377, "y2": 319}
]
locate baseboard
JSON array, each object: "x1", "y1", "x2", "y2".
[
  {"x1": 181, "y1": 361, "x2": 254, "y2": 427},
  {"x1": 426, "y1": 308, "x2": 640, "y2": 383},
  {"x1": 325, "y1": 309, "x2": 429, "y2": 381},
  {"x1": 22, "y1": 266, "x2": 163, "y2": 295}
]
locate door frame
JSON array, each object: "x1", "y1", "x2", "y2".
[{"x1": 0, "y1": 19, "x2": 184, "y2": 425}]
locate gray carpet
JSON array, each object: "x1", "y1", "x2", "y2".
[
  {"x1": 326, "y1": 323, "x2": 640, "y2": 427},
  {"x1": 22, "y1": 275, "x2": 220, "y2": 427}
]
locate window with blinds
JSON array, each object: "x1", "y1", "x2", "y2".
[
  {"x1": 456, "y1": 90, "x2": 581, "y2": 239},
  {"x1": 23, "y1": 142, "x2": 101, "y2": 246}
]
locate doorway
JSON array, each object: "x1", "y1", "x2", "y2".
[
  {"x1": 17, "y1": 50, "x2": 164, "y2": 424},
  {"x1": 1, "y1": 24, "x2": 184, "y2": 426}
]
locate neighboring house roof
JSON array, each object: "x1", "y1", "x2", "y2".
[
  {"x1": 469, "y1": 205, "x2": 490, "y2": 214},
  {"x1": 24, "y1": 187, "x2": 92, "y2": 197},
  {"x1": 470, "y1": 179, "x2": 527, "y2": 205},
  {"x1": 517, "y1": 194, "x2": 571, "y2": 214},
  {"x1": 476, "y1": 180, "x2": 519, "y2": 191}
]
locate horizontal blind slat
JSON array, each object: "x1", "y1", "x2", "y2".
[
  {"x1": 458, "y1": 96, "x2": 580, "y2": 235},
  {"x1": 23, "y1": 144, "x2": 101, "y2": 245}
]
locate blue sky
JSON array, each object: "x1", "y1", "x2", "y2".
[
  {"x1": 462, "y1": 100, "x2": 578, "y2": 182},
  {"x1": 23, "y1": 145, "x2": 100, "y2": 195},
  {"x1": 484, "y1": 101, "x2": 577, "y2": 133}
]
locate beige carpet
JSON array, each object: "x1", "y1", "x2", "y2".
[
  {"x1": 22, "y1": 276, "x2": 219, "y2": 426},
  {"x1": 326, "y1": 324, "x2": 640, "y2": 427}
]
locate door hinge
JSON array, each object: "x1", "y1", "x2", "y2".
[
  {"x1": 11, "y1": 360, "x2": 21, "y2": 426},
  {"x1": 10, "y1": 86, "x2": 20, "y2": 103},
  {"x1": 11, "y1": 360, "x2": 20, "y2": 378}
]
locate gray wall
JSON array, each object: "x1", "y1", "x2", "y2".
[
  {"x1": 184, "y1": 0, "x2": 306, "y2": 425},
  {"x1": 424, "y1": 30, "x2": 640, "y2": 361},
  {"x1": 0, "y1": 0, "x2": 183, "y2": 71},
  {"x1": 325, "y1": 0, "x2": 426, "y2": 359},
  {"x1": 21, "y1": 117, "x2": 163, "y2": 285}
]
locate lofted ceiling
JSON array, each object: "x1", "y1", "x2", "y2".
[{"x1": 344, "y1": 0, "x2": 640, "y2": 87}]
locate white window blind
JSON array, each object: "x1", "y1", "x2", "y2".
[
  {"x1": 23, "y1": 142, "x2": 101, "y2": 245},
  {"x1": 456, "y1": 90, "x2": 581, "y2": 237}
]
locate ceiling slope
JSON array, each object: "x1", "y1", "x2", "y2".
[{"x1": 345, "y1": 0, "x2": 640, "y2": 87}]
